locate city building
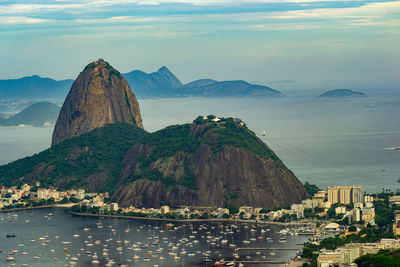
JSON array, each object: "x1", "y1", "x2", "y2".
[
  {"x1": 361, "y1": 207, "x2": 375, "y2": 224},
  {"x1": 37, "y1": 188, "x2": 49, "y2": 200},
  {"x1": 110, "y1": 203, "x2": 119, "y2": 211},
  {"x1": 160, "y1": 205, "x2": 170, "y2": 214},
  {"x1": 317, "y1": 251, "x2": 343, "y2": 267},
  {"x1": 389, "y1": 195, "x2": 400, "y2": 206},
  {"x1": 393, "y1": 211, "x2": 400, "y2": 236},
  {"x1": 336, "y1": 245, "x2": 360, "y2": 263},
  {"x1": 327, "y1": 186, "x2": 364, "y2": 204},
  {"x1": 335, "y1": 206, "x2": 346, "y2": 215},
  {"x1": 352, "y1": 208, "x2": 361, "y2": 222},
  {"x1": 364, "y1": 195, "x2": 374, "y2": 203}
]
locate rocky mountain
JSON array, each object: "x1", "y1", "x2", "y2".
[
  {"x1": 111, "y1": 116, "x2": 307, "y2": 209},
  {"x1": 320, "y1": 89, "x2": 367, "y2": 98},
  {"x1": 0, "y1": 102, "x2": 60, "y2": 127},
  {"x1": 0, "y1": 117, "x2": 307, "y2": 210},
  {"x1": 1, "y1": 66, "x2": 285, "y2": 99},
  {"x1": 123, "y1": 66, "x2": 183, "y2": 97},
  {"x1": 51, "y1": 59, "x2": 143, "y2": 146},
  {"x1": 0, "y1": 75, "x2": 73, "y2": 99}
]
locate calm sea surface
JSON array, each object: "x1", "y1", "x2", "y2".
[
  {"x1": 1, "y1": 95, "x2": 399, "y2": 193},
  {"x1": 0, "y1": 208, "x2": 309, "y2": 266}
]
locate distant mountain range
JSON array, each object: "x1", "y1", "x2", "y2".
[
  {"x1": 0, "y1": 75, "x2": 72, "y2": 99},
  {"x1": 0, "y1": 102, "x2": 60, "y2": 127},
  {"x1": 0, "y1": 67, "x2": 284, "y2": 99}
]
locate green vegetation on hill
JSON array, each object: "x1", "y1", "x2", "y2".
[
  {"x1": 304, "y1": 182, "x2": 320, "y2": 196},
  {"x1": 0, "y1": 123, "x2": 146, "y2": 192},
  {"x1": 0, "y1": 115, "x2": 293, "y2": 193},
  {"x1": 355, "y1": 249, "x2": 400, "y2": 267},
  {"x1": 124, "y1": 116, "x2": 288, "y2": 190},
  {"x1": 196, "y1": 116, "x2": 285, "y2": 168},
  {"x1": 125, "y1": 124, "x2": 200, "y2": 190}
]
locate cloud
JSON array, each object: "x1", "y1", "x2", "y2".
[
  {"x1": 0, "y1": 16, "x2": 53, "y2": 25},
  {"x1": 269, "y1": 1, "x2": 400, "y2": 20}
]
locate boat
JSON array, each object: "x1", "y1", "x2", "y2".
[
  {"x1": 212, "y1": 259, "x2": 225, "y2": 266},
  {"x1": 6, "y1": 234, "x2": 16, "y2": 238},
  {"x1": 6, "y1": 256, "x2": 15, "y2": 261}
]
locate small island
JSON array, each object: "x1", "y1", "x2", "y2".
[{"x1": 319, "y1": 89, "x2": 367, "y2": 98}]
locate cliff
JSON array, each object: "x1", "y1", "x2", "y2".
[
  {"x1": 111, "y1": 117, "x2": 307, "y2": 209},
  {"x1": 52, "y1": 59, "x2": 143, "y2": 145}
]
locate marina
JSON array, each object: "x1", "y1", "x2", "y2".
[{"x1": 0, "y1": 207, "x2": 310, "y2": 266}]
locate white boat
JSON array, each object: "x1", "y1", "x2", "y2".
[{"x1": 6, "y1": 256, "x2": 15, "y2": 261}]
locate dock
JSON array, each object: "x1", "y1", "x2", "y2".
[{"x1": 235, "y1": 247, "x2": 300, "y2": 252}]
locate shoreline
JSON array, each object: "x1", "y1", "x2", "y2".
[
  {"x1": 0, "y1": 203, "x2": 76, "y2": 213},
  {"x1": 1, "y1": 205, "x2": 312, "y2": 226},
  {"x1": 69, "y1": 210, "x2": 313, "y2": 226},
  {"x1": 1, "y1": 205, "x2": 315, "y2": 227}
]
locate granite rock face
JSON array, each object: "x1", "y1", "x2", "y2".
[
  {"x1": 52, "y1": 59, "x2": 143, "y2": 145},
  {"x1": 111, "y1": 121, "x2": 307, "y2": 209}
]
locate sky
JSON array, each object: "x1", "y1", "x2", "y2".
[{"x1": 0, "y1": 0, "x2": 400, "y2": 92}]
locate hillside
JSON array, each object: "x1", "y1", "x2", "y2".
[
  {"x1": 0, "y1": 116, "x2": 307, "y2": 209},
  {"x1": 320, "y1": 89, "x2": 367, "y2": 97},
  {"x1": 0, "y1": 123, "x2": 147, "y2": 192},
  {"x1": 0, "y1": 102, "x2": 60, "y2": 127},
  {"x1": 112, "y1": 116, "x2": 307, "y2": 209}
]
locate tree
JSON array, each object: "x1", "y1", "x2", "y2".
[
  {"x1": 348, "y1": 225, "x2": 357, "y2": 232},
  {"x1": 304, "y1": 182, "x2": 320, "y2": 197}
]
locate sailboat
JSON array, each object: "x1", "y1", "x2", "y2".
[
  {"x1": 262, "y1": 130, "x2": 266, "y2": 136},
  {"x1": 6, "y1": 214, "x2": 16, "y2": 238}
]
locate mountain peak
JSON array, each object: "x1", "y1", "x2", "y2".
[
  {"x1": 157, "y1": 66, "x2": 170, "y2": 74},
  {"x1": 52, "y1": 60, "x2": 143, "y2": 146}
]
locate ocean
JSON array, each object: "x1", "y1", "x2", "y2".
[{"x1": 0, "y1": 94, "x2": 399, "y2": 193}]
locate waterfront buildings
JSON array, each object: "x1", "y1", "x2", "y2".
[
  {"x1": 317, "y1": 239, "x2": 399, "y2": 267},
  {"x1": 393, "y1": 210, "x2": 400, "y2": 236},
  {"x1": 327, "y1": 186, "x2": 364, "y2": 205}
]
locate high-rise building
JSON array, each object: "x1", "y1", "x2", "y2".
[
  {"x1": 327, "y1": 186, "x2": 364, "y2": 204},
  {"x1": 340, "y1": 186, "x2": 352, "y2": 204},
  {"x1": 352, "y1": 186, "x2": 364, "y2": 203},
  {"x1": 328, "y1": 186, "x2": 339, "y2": 204}
]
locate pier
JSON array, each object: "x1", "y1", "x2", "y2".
[
  {"x1": 235, "y1": 247, "x2": 300, "y2": 252},
  {"x1": 237, "y1": 260, "x2": 289, "y2": 264}
]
